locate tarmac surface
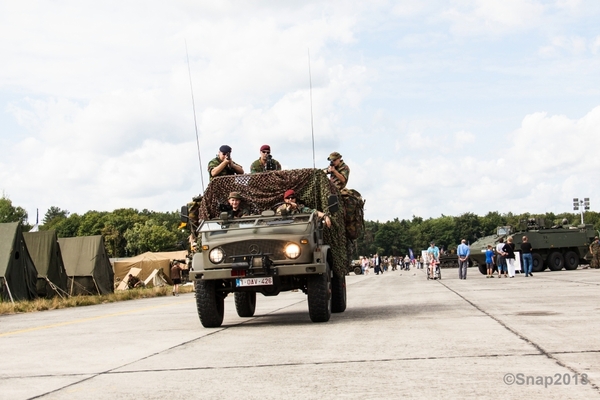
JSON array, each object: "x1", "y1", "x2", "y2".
[{"x1": 1, "y1": 267, "x2": 599, "y2": 400}]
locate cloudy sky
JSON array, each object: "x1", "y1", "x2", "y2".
[{"x1": 2, "y1": 0, "x2": 600, "y2": 223}]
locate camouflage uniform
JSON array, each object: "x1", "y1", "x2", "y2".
[
  {"x1": 590, "y1": 239, "x2": 600, "y2": 269},
  {"x1": 250, "y1": 158, "x2": 282, "y2": 174},
  {"x1": 207, "y1": 157, "x2": 243, "y2": 181},
  {"x1": 329, "y1": 161, "x2": 349, "y2": 190}
]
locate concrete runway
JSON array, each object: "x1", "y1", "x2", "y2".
[{"x1": 1, "y1": 268, "x2": 599, "y2": 399}]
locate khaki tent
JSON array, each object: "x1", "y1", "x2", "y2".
[
  {"x1": 113, "y1": 251, "x2": 188, "y2": 286},
  {"x1": 0, "y1": 222, "x2": 38, "y2": 301},
  {"x1": 23, "y1": 230, "x2": 69, "y2": 297},
  {"x1": 58, "y1": 236, "x2": 114, "y2": 295}
]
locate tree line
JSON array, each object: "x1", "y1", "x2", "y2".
[{"x1": 3, "y1": 194, "x2": 599, "y2": 259}]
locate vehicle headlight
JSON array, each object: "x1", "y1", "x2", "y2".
[
  {"x1": 284, "y1": 243, "x2": 301, "y2": 259},
  {"x1": 209, "y1": 248, "x2": 225, "y2": 264}
]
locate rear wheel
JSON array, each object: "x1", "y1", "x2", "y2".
[
  {"x1": 234, "y1": 292, "x2": 256, "y2": 317},
  {"x1": 532, "y1": 253, "x2": 545, "y2": 272},
  {"x1": 354, "y1": 266, "x2": 362, "y2": 275},
  {"x1": 307, "y1": 262, "x2": 332, "y2": 322},
  {"x1": 478, "y1": 263, "x2": 487, "y2": 275},
  {"x1": 547, "y1": 251, "x2": 564, "y2": 271},
  {"x1": 564, "y1": 251, "x2": 579, "y2": 270},
  {"x1": 331, "y1": 271, "x2": 346, "y2": 313},
  {"x1": 195, "y1": 279, "x2": 225, "y2": 328}
]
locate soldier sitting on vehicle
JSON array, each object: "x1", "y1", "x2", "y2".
[
  {"x1": 276, "y1": 189, "x2": 331, "y2": 228},
  {"x1": 226, "y1": 192, "x2": 250, "y2": 218}
]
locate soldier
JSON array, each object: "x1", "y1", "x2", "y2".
[
  {"x1": 127, "y1": 274, "x2": 143, "y2": 289},
  {"x1": 326, "y1": 152, "x2": 350, "y2": 190},
  {"x1": 228, "y1": 192, "x2": 250, "y2": 218},
  {"x1": 250, "y1": 144, "x2": 282, "y2": 173},
  {"x1": 208, "y1": 145, "x2": 244, "y2": 180},
  {"x1": 590, "y1": 236, "x2": 600, "y2": 269},
  {"x1": 276, "y1": 189, "x2": 331, "y2": 227}
]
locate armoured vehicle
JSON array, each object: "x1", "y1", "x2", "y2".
[
  {"x1": 469, "y1": 218, "x2": 596, "y2": 275},
  {"x1": 181, "y1": 169, "x2": 363, "y2": 328}
]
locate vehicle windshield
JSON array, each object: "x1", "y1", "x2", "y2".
[
  {"x1": 199, "y1": 213, "x2": 314, "y2": 234},
  {"x1": 497, "y1": 226, "x2": 512, "y2": 236}
]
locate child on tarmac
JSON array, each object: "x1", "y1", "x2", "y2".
[{"x1": 485, "y1": 244, "x2": 495, "y2": 278}]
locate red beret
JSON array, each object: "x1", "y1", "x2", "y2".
[
  {"x1": 260, "y1": 144, "x2": 270, "y2": 152},
  {"x1": 284, "y1": 189, "x2": 295, "y2": 199}
]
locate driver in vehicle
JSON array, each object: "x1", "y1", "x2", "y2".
[{"x1": 276, "y1": 189, "x2": 331, "y2": 228}]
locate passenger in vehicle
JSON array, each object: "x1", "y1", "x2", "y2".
[{"x1": 275, "y1": 189, "x2": 331, "y2": 228}]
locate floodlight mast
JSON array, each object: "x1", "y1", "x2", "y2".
[{"x1": 573, "y1": 197, "x2": 590, "y2": 225}]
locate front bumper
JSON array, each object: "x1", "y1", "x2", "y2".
[{"x1": 190, "y1": 262, "x2": 327, "y2": 281}]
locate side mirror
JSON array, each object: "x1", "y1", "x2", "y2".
[
  {"x1": 327, "y1": 195, "x2": 339, "y2": 213},
  {"x1": 180, "y1": 206, "x2": 189, "y2": 223}
]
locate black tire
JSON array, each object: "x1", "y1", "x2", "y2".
[
  {"x1": 234, "y1": 292, "x2": 256, "y2": 317},
  {"x1": 307, "y1": 263, "x2": 332, "y2": 322},
  {"x1": 354, "y1": 266, "x2": 362, "y2": 275},
  {"x1": 547, "y1": 251, "x2": 564, "y2": 271},
  {"x1": 532, "y1": 253, "x2": 545, "y2": 272},
  {"x1": 331, "y1": 272, "x2": 346, "y2": 313},
  {"x1": 478, "y1": 263, "x2": 487, "y2": 275},
  {"x1": 564, "y1": 251, "x2": 579, "y2": 270},
  {"x1": 195, "y1": 279, "x2": 225, "y2": 328}
]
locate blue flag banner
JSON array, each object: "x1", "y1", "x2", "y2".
[{"x1": 409, "y1": 248, "x2": 414, "y2": 260}]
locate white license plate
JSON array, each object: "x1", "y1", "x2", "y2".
[{"x1": 236, "y1": 277, "x2": 273, "y2": 287}]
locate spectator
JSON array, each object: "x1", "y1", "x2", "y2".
[
  {"x1": 485, "y1": 244, "x2": 495, "y2": 278},
  {"x1": 521, "y1": 236, "x2": 533, "y2": 277}
]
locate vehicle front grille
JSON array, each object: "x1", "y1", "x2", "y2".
[{"x1": 221, "y1": 240, "x2": 288, "y2": 261}]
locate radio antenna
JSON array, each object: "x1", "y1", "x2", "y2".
[
  {"x1": 308, "y1": 49, "x2": 320, "y2": 210},
  {"x1": 185, "y1": 40, "x2": 205, "y2": 192}
]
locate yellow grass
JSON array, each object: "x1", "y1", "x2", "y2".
[{"x1": 0, "y1": 285, "x2": 194, "y2": 315}]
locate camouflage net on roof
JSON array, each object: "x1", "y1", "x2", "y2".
[{"x1": 197, "y1": 169, "x2": 349, "y2": 276}]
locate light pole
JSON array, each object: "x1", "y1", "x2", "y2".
[{"x1": 573, "y1": 198, "x2": 590, "y2": 225}]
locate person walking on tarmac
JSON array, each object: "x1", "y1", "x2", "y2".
[
  {"x1": 208, "y1": 145, "x2": 244, "y2": 180},
  {"x1": 171, "y1": 261, "x2": 183, "y2": 296}
]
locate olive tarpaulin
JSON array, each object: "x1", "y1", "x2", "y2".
[
  {"x1": 0, "y1": 222, "x2": 38, "y2": 302},
  {"x1": 23, "y1": 230, "x2": 69, "y2": 297},
  {"x1": 58, "y1": 236, "x2": 114, "y2": 295}
]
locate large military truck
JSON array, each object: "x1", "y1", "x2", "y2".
[
  {"x1": 469, "y1": 218, "x2": 596, "y2": 274},
  {"x1": 182, "y1": 169, "x2": 363, "y2": 328}
]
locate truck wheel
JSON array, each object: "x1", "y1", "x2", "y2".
[
  {"x1": 195, "y1": 279, "x2": 224, "y2": 328},
  {"x1": 547, "y1": 252, "x2": 564, "y2": 271},
  {"x1": 331, "y1": 271, "x2": 346, "y2": 313},
  {"x1": 477, "y1": 263, "x2": 487, "y2": 275},
  {"x1": 307, "y1": 263, "x2": 332, "y2": 322},
  {"x1": 532, "y1": 253, "x2": 545, "y2": 272},
  {"x1": 354, "y1": 266, "x2": 362, "y2": 275},
  {"x1": 234, "y1": 292, "x2": 256, "y2": 317},
  {"x1": 564, "y1": 251, "x2": 579, "y2": 270}
]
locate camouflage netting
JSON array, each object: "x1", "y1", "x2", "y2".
[{"x1": 197, "y1": 169, "x2": 349, "y2": 276}]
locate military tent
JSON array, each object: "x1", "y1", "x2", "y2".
[
  {"x1": 0, "y1": 222, "x2": 38, "y2": 301},
  {"x1": 23, "y1": 230, "x2": 68, "y2": 297},
  {"x1": 58, "y1": 236, "x2": 114, "y2": 295},
  {"x1": 113, "y1": 250, "x2": 187, "y2": 286}
]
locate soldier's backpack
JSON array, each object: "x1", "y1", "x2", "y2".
[{"x1": 341, "y1": 188, "x2": 365, "y2": 240}]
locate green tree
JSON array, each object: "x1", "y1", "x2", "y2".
[
  {"x1": 102, "y1": 208, "x2": 146, "y2": 257},
  {"x1": 0, "y1": 194, "x2": 28, "y2": 224},
  {"x1": 124, "y1": 220, "x2": 178, "y2": 254},
  {"x1": 43, "y1": 206, "x2": 69, "y2": 226}
]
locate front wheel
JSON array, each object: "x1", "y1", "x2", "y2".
[
  {"x1": 234, "y1": 292, "x2": 256, "y2": 317},
  {"x1": 307, "y1": 263, "x2": 332, "y2": 322},
  {"x1": 195, "y1": 279, "x2": 225, "y2": 328},
  {"x1": 331, "y1": 271, "x2": 346, "y2": 313}
]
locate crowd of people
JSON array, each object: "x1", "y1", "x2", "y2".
[{"x1": 358, "y1": 253, "x2": 425, "y2": 275}]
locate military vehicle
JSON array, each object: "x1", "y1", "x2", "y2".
[
  {"x1": 469, "y1": 218, "x2": 596, "y2": 275},
  {"x1": 181, "y1": 169, "x2": 364, "y2": 328}
]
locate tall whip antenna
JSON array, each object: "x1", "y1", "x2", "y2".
[
  {"x1": 308, "y1": 49, "x2": 316, "y2": 170},
  {"x1": 308, "y1": 49, "x2": 319, "y2": 209},
  {"x1": 185, "y1": 40, "x2": 205, "y2": 192}
]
